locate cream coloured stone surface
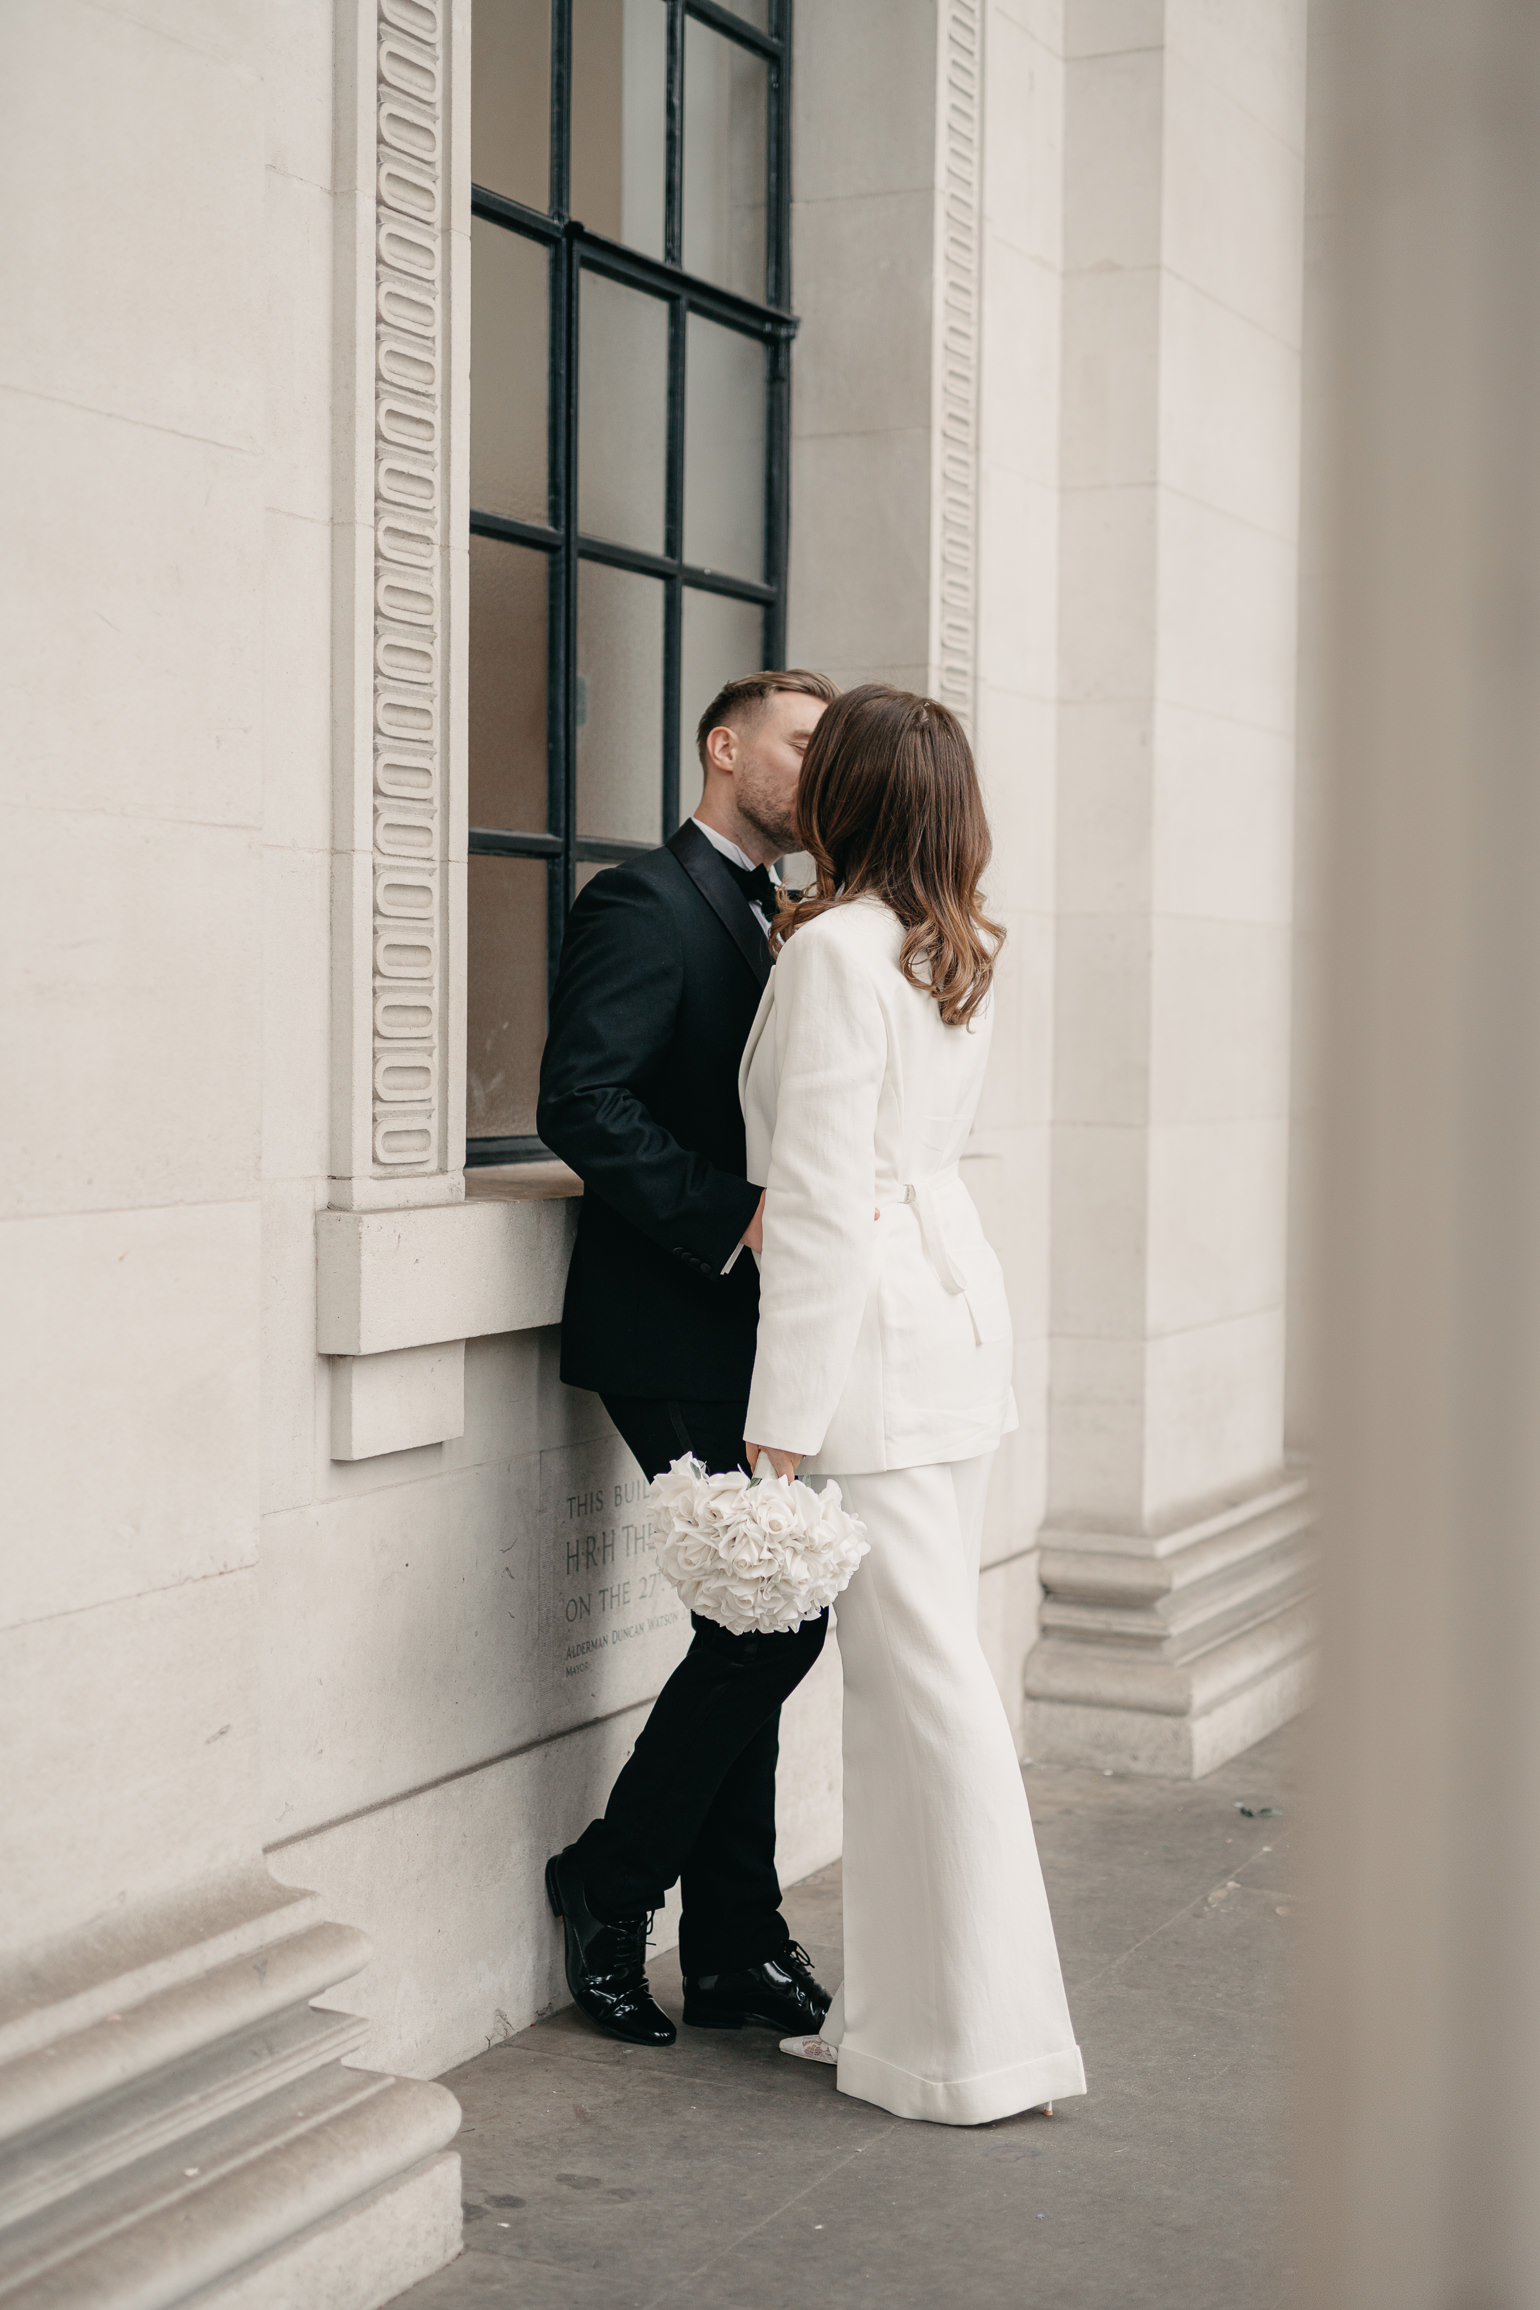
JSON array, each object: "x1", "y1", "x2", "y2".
[
  {"x1": 790, "y1": 192, "x2": 937, "y2": 438},
  {"x1": 315, "y1": 1197, "x2": 579, "y2": 1355},
  {"x1": 4, "y1": 1204, "x2": 260, "y2": 1629},
  {"x1": 987, "y1": 10, "x2": 1066, "y2": 270},
  {"x1": 264, "y1": 844, "x2": 333, "y2": 1183},
  {"x1": 262, "y1": 0, "x2": 334, "y2": 189},
  {"x1": 331, "y1": 1343, "x2": 467, "y2": 1462},
  {"x1": 788, "y1": 429, "x2": 935, "y2": 671},
  {"x1": 1156, "y1": 497, "x2": 1300, "y2": 730},
  {"x1": 261, "y1": 1444, "x2": 699, "y2": 1841},
  {"x1": 1145, "y1": 1120, "x2": 1291, "y2": 1331},
  {"x1": 1142, "y1": 1310, "x2": 1287, "y2": 1518},
  {"x1": 791, "y1": 0, "x2": 939, "y2": 200},
  {"x1": 4, "y1": 809, "x2": 263, "y2": 1221},
  {"x1": 0, "y1": 1575, "x2": 263, "y2": 1951},
  {"x1": 263, "y1": 1179, "x2": 325, "y2": 1517},
  {"x1": 1159, "y1": 279, "x2": 1303, "y2": 540},
  {"x1": 263, "y1": 165, "x2": 335, "y2": 528},
  {"x1": 191, "y1": 2155, "x2": 463, "y2": 2310},
  {"x1": 1150, "y1": 709, "x2": 1296, "y2": 922},
  {"x1": 262, "y1": 510, "x2": 335, "y2": 855},
  {"x1": 3, "y1": 5, "x2": 262, "y2": 446},
  {"x1": 976, "y1": 473, "x2": 1062, "y2": 698},
  {"x1": 1063, "y1": 0, "x2": 1163, "y2": 56},
  {"x1": 1162, "y1": 52, "x2": 1304, "y2": 340},
  {"x1": 1062, "y1": 46, "x2": 1163, "y2": 273},
  {"x1": 0, "y1": 399, "x2": 263, "y2": 830}
]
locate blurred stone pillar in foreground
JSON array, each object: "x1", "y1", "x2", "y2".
[
  {"x1": 1023, "y1": 0, "x2": 1314, "y2": 1775},
  {"x1": 1300, "y1": 3, "x2": 1540, "y2": 2304}
]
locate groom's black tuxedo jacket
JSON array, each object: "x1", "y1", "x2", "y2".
[{"x1": 536, "y1": 819, "x2": 770, "y2": 1400}]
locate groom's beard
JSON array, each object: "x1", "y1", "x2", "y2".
[{"x1": 736, "y1": 784, "x2": 800, "y2": 859}]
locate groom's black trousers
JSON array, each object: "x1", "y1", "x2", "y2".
[{"x1": 569, "y1": 1393, "x2": 828, "y2": 1976}]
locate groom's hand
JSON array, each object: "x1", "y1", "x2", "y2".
[
  {"x1": 741, "y1": 1190, "x2": 766, "y2": 1256},
  {"x1": 745, "y1": 1442, "x2": 803, "y2": 1480}
]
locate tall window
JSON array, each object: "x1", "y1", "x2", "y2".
[{"x1": 466, "y1": 0, "x2": 795, "y2": 1164}]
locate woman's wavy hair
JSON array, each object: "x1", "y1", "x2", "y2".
[{"x1": 770, "y1": 683, "x2": 1004, "y2": 1027}]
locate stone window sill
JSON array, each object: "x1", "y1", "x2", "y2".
[{"x1": 317, "y1": 1166, "x2": 583, "y2": 1461}]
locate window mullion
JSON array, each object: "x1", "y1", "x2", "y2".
[
  {"x1": 765, "y1": 330, "x2": 790, "y2": 665},
  {"x1": 550, "y1": 0, "x2": 573, "y2": 219},
  {"x1": 556, "y1": 232, "x2": 580, "y2": 961},
  {"x1": 767, "y1": 3, "x2": 792, "y2": 311},
  {"x1": 664, "y1": 290, "x2": 687, "y2": 834},
  {"x1": 664, "y1": 0, "x2": 685, "y2": 269}
]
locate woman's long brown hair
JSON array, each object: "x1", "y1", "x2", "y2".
[{"x1": 770, "y1": 684, "x2": 1004, "y2": 1027}]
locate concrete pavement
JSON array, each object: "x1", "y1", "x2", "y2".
[{"x1": 397, "y1": 1721, "x2": 1300, "y2": 2309}]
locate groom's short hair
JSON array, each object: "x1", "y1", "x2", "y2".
[{"x1": 695, "y1": 670, "x2": 840, "y2": 769}]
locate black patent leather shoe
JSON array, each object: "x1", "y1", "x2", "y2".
[
  {"x1": 545, "y1": 1850, "x2": 676, "y2": 2047},
  {"x1": 682, "y1": 1941, "x2": 831, "y2": 2034}
]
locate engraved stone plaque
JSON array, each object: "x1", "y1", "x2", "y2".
[{"x1": 536, "y1": 1435, "x2": 691, "y2": 1735}]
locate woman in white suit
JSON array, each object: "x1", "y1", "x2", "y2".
[{"x1": 740, "y1": 684, "x2": 1086, "y2": 2127}]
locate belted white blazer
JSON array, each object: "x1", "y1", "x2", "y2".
[{"x1": 739, "y1": 895, "x2": 1017, "y2": 1475}]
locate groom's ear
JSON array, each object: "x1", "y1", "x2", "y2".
[{"x1": 704, "y1": 722, "x2": 741, "y2": 777}]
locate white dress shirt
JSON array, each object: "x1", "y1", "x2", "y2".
[{"x1": 690, "y1": 815, "x2": 779, "y2": 937}]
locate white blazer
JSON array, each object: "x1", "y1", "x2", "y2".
[{"x1": 739, "y1": 895, "x2": 1017, "y2": 1475}]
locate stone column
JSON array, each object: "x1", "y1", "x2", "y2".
[
  {"x1": 1300, "y1": 4, "x2": 1540, "y2": 2301},
  {"x1": 1023, "y1": 0, "x2": 1315, "y2": 1774}
]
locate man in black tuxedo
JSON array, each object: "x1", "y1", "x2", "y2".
[{"x1": 537, "y1": 669, "x2": 839, "y2": 2048}]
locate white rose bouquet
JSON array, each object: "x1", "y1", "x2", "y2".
[{"x1": 644, "y1": 1453, "x2": 869, "y2": 1636}]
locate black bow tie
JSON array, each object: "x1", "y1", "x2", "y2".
[{"x1": 721, "y1": 857, "x2": 777, "y2": 918}]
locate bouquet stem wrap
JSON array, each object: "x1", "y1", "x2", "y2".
[{"x1": 644, "y1": 1454, "x2": 869, "y2": 1636}]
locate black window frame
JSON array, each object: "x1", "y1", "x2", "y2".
[{"x1": 468, "y1": 0, "x2": 797, "y2": 1166}]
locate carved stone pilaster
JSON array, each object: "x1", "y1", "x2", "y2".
[
  {"x1": 333, "y1": 0, "x2": 464, "y2": 1210},
  {"x1": 369, "y1": 0, "x2": 447, "y2": 1177}
]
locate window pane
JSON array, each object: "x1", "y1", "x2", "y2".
[
  {"x1": 471, "y1": 221, "x2": 549, "y2": 522},
  {"x1": 571, "y1": 0, "x2": 666, "y2": 259},
  {"x1": 715, "y1": 0, "x2": 770, "y2": 25},
  {"x1": 682, "y1": 18, "x2": 768, "y2": 302},
  {"x1": 467, "y1": 854, "x2": 547, "y2": 1138},
  {"x1": 684, "y1": 316, "x2": 766, "y2": 580},
  {"x1": 469, "y1": 536, "x2": 547, "y2": 831},
  {"x1": 578, "y1": 271, "x2": 668, "y2": 552},
  {"x1": 577, "y1": 561, "x2": 664, "y2": 843},
  {"x1": 679, "y1": 587, "x2": 765, "y2": 822},
  {"x1": 471, "y1": 0, "x2": 550, "y2": 209}
]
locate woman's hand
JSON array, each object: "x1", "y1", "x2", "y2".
[
  {"x1": 745, "y1": 1442, "x2": 803, "y2": 1480},
  {"x1": 741, "y1": 1190, "x2": 766, "y2": 1256}
]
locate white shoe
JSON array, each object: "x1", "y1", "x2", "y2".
[{"x1": 779, "y1": 2034, "x2": 838, "y2": 2065}]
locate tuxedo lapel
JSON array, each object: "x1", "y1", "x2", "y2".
[{"x1": 666, "y1": 819, "x2": 773, "y2": 992}]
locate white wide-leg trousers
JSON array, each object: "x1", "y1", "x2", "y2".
[{"x1": 819, "y1": 1454, "x2": 1087, "y2": 2125}]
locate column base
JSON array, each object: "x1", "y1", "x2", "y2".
[
  {"x1": 0, "y1": 1863, "x2": 461, "y2": 2309},
  {"x1": 1023, "y1": 1476, "x2": 1315, "y2": 1778}
]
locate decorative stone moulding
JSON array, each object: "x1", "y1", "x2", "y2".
[
  {"x1": 1022, "y1": 1478, "x2": 1317, "y2": 1778},
  {"x1": 933, "y1": 0, "x2": 983, "y2": 736},
  {"x1": 369, "y1": 0, "x2": 447, "y2": 1180},
  {"x1": 0, "y1": 1868, "x2": 460, "y2": 2304}
]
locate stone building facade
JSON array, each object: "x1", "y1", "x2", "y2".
[{"x1": 3, "y1": 0, "x2": 1307, "y2": 2299}]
